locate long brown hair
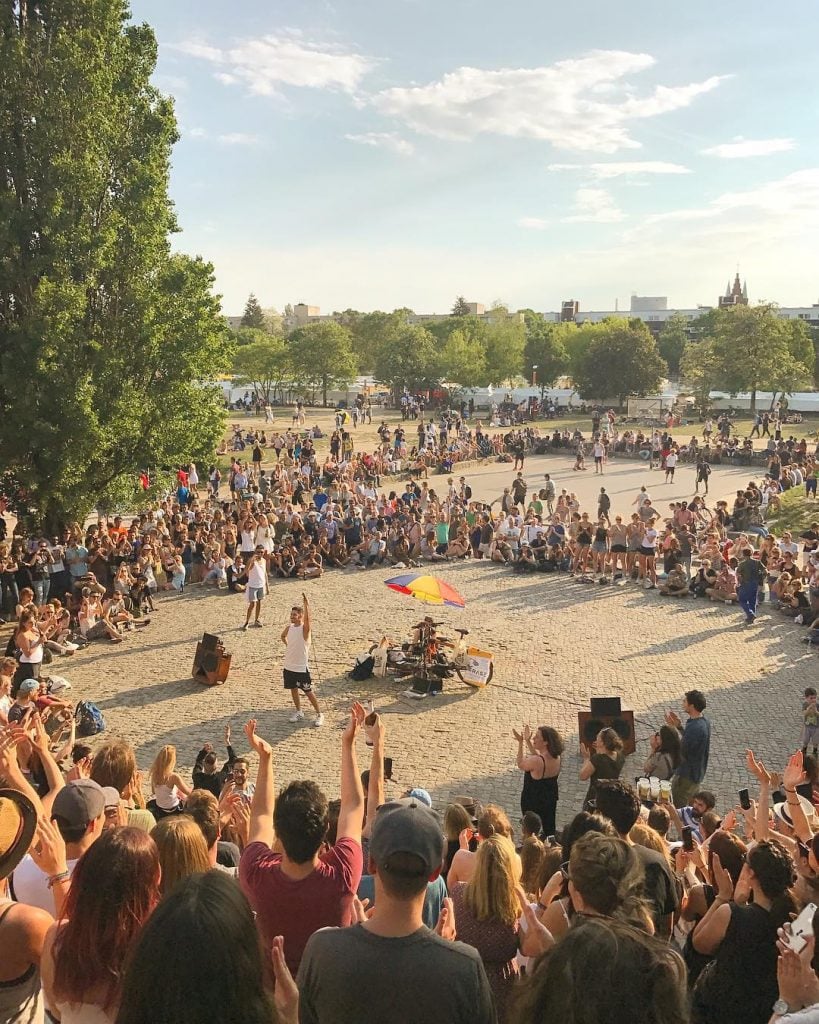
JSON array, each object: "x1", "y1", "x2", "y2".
[{"x1": 52, "y1": 828, "x2": 160, "y2": 1012}]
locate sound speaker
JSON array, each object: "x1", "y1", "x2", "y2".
[
  {"x1": 577, "y1": 710, "x2": 636, "y2": 756},
  {"x1": 590, "y1": 696, "x2": 621, "y2": 717},
  {"x1": 192, "y1": 634, "x2": 231, "y2": 686}
]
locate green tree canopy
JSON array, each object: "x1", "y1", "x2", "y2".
[
  {"x1": 372, "y1": 323, "x2": 440, "y2": 398},
  {"x1": 233, "y1": 333, "x2": 290, "y2": 404},
  {"x1": 451, "y1": 296, "x2": 471, "y2": 316},
  {"x1": 287, "y1": 321, "x2": 356, "y2": 406},
  {"x1": 0, "y1": 1, "x2": 230, "y2": 528},
  {"x1": 657, "y1": 312, "x2": 690, "y2": 377},
  {"x1": 483, "y1": 318, "x2": 525, "y2": 386},
  {"x1": 572, "y1": 319, "x2": 667, "y2": 405},
  {"x1": 240, "y1": 292, "x2": 265, "y2": 329},
  {"x1": 521, "y1": 311, "x2": 569, "y2": 392},
  {"x1": 439, "y1": 328, "x2": 486, "y2": 389},
  {"x1": 682, "y1": 305, "x2": 814, "y2": 411}
]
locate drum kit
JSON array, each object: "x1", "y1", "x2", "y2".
[{"x1": 382, "y1": 617, "x2": 494, "y2": 699}]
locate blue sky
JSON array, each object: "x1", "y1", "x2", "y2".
[{"x1": 131, "y1": 0, "x2": 819, "y2": 316}]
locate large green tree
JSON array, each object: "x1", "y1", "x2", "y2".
[
  {"x1": 372, "y1": 323, "x2": 440, "y2": 400},
  {"x1": 572, "y1": 319, "x2": 667, "y2": 405},
  {"x1": 483, "y1": 317, "x2": 525, "y2": 386},
  {"x1": 233, "y1": 332, "x2": 290, "y2": 404},
  {"x1": 287, "y1": 321, "x2": 356, "y2": 406},
  {"x1": 521, "y1": 311, "x2": 569, "y2": 394},
  {"x1": 0, "y1": 1, "x2": 231, "y2": 527},
  {"x1": 684, "y1": 305, "x2": 814, "y2": 412},
  {"x1": 657, "y1": 312, "x2": 690, "y2": 377}
]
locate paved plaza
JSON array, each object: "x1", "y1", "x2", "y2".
[{"x1": 60, "y1": 453, "x2": 811, "y2": 827}]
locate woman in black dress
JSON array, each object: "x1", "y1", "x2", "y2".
[
  {"x1": 513, "y1": 725, "x2": 563, "y2": 838},
  {"x1": 580, "y1": 727, "x2": 624, "y2": 811}
]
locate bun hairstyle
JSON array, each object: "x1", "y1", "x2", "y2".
[
  {"x1": 477, "y1": 804, "x2": 512, "y2": 841},
  {"x1": 747, "y1": 839, "x2": 797, "y2": 930},
  {"x1": 568, "y1": 832, "x2": 648, "y2": 928}
]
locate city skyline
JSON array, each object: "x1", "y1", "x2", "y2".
[{"x1": 131, "y1": 0, "x2": 819, "y2": 314}]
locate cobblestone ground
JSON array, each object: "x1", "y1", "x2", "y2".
[{"x1": 61, "y1": 516, "x2": 812, "y2": 828}]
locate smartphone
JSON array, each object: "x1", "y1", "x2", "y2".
[
  {"x1": 682, "y1": 826, "x2": 694, "y2": 852},
  {"x1": 785, "y1": 902, "x2": 818, "y2": 953},
  {"x1": 739, "y1": 788, "x2": 751, "y2": 811},
  {"x1": 546, "y1": 834, "x2": 557, "y2": 846}
]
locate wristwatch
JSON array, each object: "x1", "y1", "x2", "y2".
[{"x1": 772, "y1": 998, "x2": 792, "y2": 1016}]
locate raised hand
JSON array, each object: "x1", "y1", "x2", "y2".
[
  {"x1": 435, "y1": 897, "x2": 457, "y2": 941},
  {"x1": 244, "y1": 719, "x2": 273, "y2": 757},
  {"x1": 271, "y1": 936, "x2": 299, "y2": 1024},
  {"x1": 783, "y1": 751, "x2": 807, "y2": 792},
  {"x1": 745, "y1": 749, "x2": 771, "y2": 785},
  {"x1": 342, "y1": 701, "x2": 366, "y2": 745},
  {"x1": 664, "y1": 711, "x2": 682, "y2": 729},
  {"x1": 512, "y1": 728, "x2": 523, "y2": 742},
  {"x1": 712, "y1": 854, "x2": 735, "y2": 902},
  {"x1": 29, "y1": 816, "x2": 68, "y2": 878}
]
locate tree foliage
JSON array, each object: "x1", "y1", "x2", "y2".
[
  {"x1": 233, "y1": 333, "x2": 290, "y2": 404},
  {"x1": 287, "y1": 321, "x2": 356, "y2": 406},
  {"x1": 681, "y1": 305, "x2": 814, "y2": 411},
  {"x1": 240, "y1": 292, "x2": 265, "y2": 329},
  {"x1": 0, "y1": 1, "x2": 231, "y2": 527},
  {"x1": 572, "y1": 319, "x2": 667, "y2": 404},
  {"x1": 451, "y1": 296, "x2": 471, "y2": 316},
  {"x1": 657, "y1": 312, "x2": 689, "y2": 377},
  {"x1": 521, "y1": 311, "x2": 569, "y2": 391},
  {"x1": 372, "y1": 324, "x2": 440, "y2": 398}
]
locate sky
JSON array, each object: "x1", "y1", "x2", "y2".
[{"x1": 130, "y1": 0, "x2": 819, "y2": 316}]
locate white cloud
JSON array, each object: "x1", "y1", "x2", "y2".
[
  {"x1": 517, "y1": 217, "x2": 549, "y2": 230},
  {"x1": 701, "y1": 136, "x2": 796, "y2": 159},
  {"x1": 172, "y1": 33, "x2": 375, "y2": 95},
  {"x1": 217, "y1": 133, "x2": 261, "y2": 146},
  {"x1": 548, "y1": 161, "x2": 690, "y2": 178},
  {"x1": 187, "y1": 127, "x2": 208, "y2": 139},
  {"x1": 562, "y1": 188, "x2": 625, "y2": 223},
  {"x1": 345, "y1": 132, "x2": 414, "y2": 156},
  {"x1": 371, "y1": 51, "x2": 726, "y2": 153}
]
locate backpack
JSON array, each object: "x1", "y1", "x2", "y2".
[
  {"x1": 348, "y1": 655, "x2": 374, "y2": 681},
  {"x1": 75, "y1": 700, "x2": 105, "y2": 737},
  {"x1": 464, "y1": 485, "x2": 472, "y2": 500}
]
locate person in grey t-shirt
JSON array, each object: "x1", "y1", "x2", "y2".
[{"x1": 297, "y1": 799, "x2": 497, "y2": 1024}]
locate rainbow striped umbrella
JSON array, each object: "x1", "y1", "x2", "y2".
[{"x1": 384, "y1": 572, "x2": 465, "y2": 608}]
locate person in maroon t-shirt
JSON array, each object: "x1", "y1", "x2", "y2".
[{"x1": 239, "y1": 707, "x2": 366, "y2": 975}]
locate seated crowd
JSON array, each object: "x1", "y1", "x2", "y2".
[{"x1": 1, "y1": 686, "x2": 819, "y2": 1024}]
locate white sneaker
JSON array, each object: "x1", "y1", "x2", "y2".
[
  {"x1": 289, "y1": 710, "x2": 305, "y2": 723},
  {"x1": 313, "y1": 713, "x2": 324, "y2": 727},
  {"x1": 63, "y1": 642, "x2": 80, "y2": 652}
]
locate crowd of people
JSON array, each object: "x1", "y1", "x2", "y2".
[
  {"x1": 2, "y1": 687, "x2": 819, "y2": 1024},
  {"x1": 1, "y1": 406, "x2": 819, "y2": 1021}
]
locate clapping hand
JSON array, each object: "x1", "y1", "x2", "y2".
[
  {"x1": 271, "y1": 936, "x2": 299, "y2": 1024},
  {"x1": 664, "y1": 710, "x2": 682, "y2": 729},
  {"x1": 342, "y1": 702, "x2": 366, "y2": 745},
  {"x1": 435, "y1": 897, "x2": 457, "y2": 941},
  {"x1": 512, "y1": 728, "x2": 523, "y2": 742},
  {"x1": 244, "y1": 719, "x2": 273, "y2": 757},
  {"x1": 746, "y1": 749, "x2": 771, "y2": 785},
  {"x1": 29, "y1": 816, "x2": 68, "y2": 878},
  {"x1": 712, "y1": 853, "x2": 736, "y2": 902},
  {"x1": 784, "y1": 751, "x2": 808, "y2": 792}
]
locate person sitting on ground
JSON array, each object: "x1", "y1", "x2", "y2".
[
  {"x1": 148, "y1": 744, "x2": 191, "y2": 819},
  {"x1": 151, "y1": 814, "x2": 211, "y2": 899},
  {"x1": 659, "y1": 563, "x2": 689, "y2": 597},
  {"x1": 705, "y1": 560, "x2": 737, "y2": 603}
]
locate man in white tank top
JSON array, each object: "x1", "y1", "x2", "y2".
[
  {"x1": 281, "y1": 593, "x2": 323, "y2": 727},
  {"x1": 242, "y1": 547, "x2": 268, "y2": 630}
]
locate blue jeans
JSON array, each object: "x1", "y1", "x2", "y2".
[
  {"x1": 738, "y1": 581, "x2": 758, "y2": 621},
  {"x1": 33, "y1": 578, "x2": 50, "y2": 606}
]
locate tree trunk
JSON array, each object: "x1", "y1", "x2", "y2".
[
  {"x1": 750, "y1": 388, "x2": 757, "y2": 414},
  {"x1": 322, "y1": 375, "x2": 327, "y2": 407},
  {"x1": 769, "y1": 391, "x2": 779, "y2": 412}
]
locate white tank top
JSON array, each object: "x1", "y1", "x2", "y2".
[
  {"x1": 154, "y1": 783, "x2": 180, "y2": 811},
  {"x1": 283, "y1": 624, "x2": 310, "y2": 672},
  {"x1": 19, "y1": 635, "x2": 44, "y2": 666}
]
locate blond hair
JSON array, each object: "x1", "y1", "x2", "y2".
[
  {"x1": 519, "y1": 835, "x2": 545, "y2": 897},
  {"x1": 464, "y1": 834, "x2": 520, "y2": 927},
  {"x1": 151, "y1": 815, "x2": 210, "y2": 897},
  {"x1": 150, "y1": 745, "x2": 177, "y2": 790}
]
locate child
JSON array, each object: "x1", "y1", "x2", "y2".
[{"x1": 802, "y1": 688, "x2": 819, "y2": 758}]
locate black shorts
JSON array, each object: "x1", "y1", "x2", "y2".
[
  {"x1": 283, "y1": 668, "x2": 312, "y2": 693},
  {"x1": 638, "y1": 546, "x2": 656, "y2": 558},
  {"x1": 611, "y1": 544, "x2": 627, "y2": 553}
]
